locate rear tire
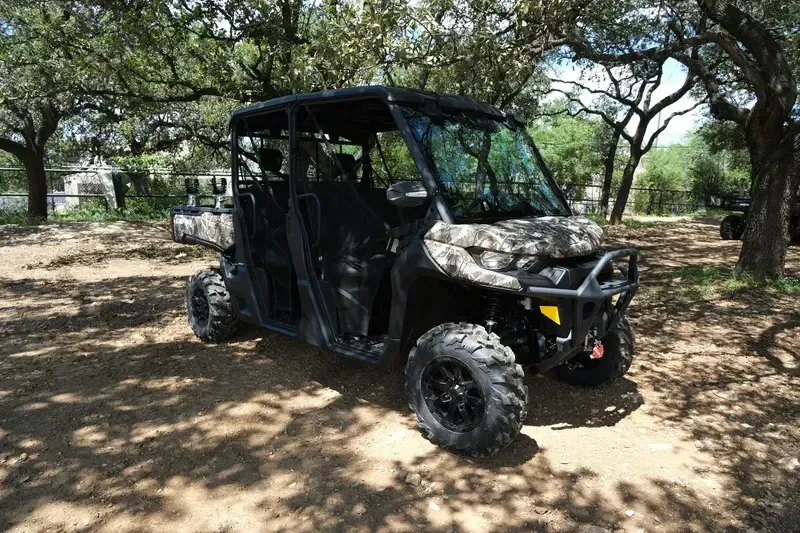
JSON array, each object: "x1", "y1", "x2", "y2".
[
  {"x1": 405, "y1": 323, "x2": 528, "y2": 457},
  {"x1": 553, "y1": 318, "x2": 634, "y2": 387},
  {"x1": 186, "y1": 269, "x2": 238, "y2": 342},
  {"x1": 720, "y1": 215, "x2": 745, "y2": 240}
]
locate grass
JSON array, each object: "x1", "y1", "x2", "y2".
[
  {"x1": 685, "y1": 207, "x2": 740, "y2": 216},
  {"x1": 668, "y1": 266, "x2": 800, "y2": 299},
  {"x1": 587, "y1": 209, "x2": 740, "y2": 229},
  {"x1": 0, "y1": 198, "x2": 172, "y2": 225},
  {"x1": 587, "y1": 213, "x2": 690, "y2": 229}
]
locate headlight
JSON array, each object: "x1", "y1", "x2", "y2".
[{"x1": 476, "y1": 250, "x2": 516, "y2": 271}]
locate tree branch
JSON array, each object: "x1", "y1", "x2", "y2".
[
  {"x1": 0, "y1": 136, "x2": 30, "y2": 161},
  {"x1": 643, "y1": 99, "x2": 706, "y2": 153},
  {"x1": 674, "y1": 51, "x2": 749, "y2": 124},
  {"x1": 548, "y1": 76, "x2": 642, "y2": 112},
  {"x1": 567, "y1": 33, "x2": 712, "y2": 66},
  {"x1": 704, "y1": 32, "x2": 765, "y2": 96},
  {"x1": 547, "y1": 88, "x2": 634, "y2": 143},
  {"x1": 696, "y1": 0, "x2": 796, "y2": 115},
  {"x1": 82, "y1": 87, "x2": 223, "y2": 105},
  {"x1": 642, "y1": 65, "x2": 664, "y2": 113},
  {"x1": 647, "y1": 69, "x2": 697, "y2": 118}
]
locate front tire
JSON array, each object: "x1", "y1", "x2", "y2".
[
  {"x1": 553, "y1": 318, "x2": 634, "y2": 387},
  {"x1": 720, "y1": 215, "x2": 745, "y2": 240},
  {"x1": 186, "y1": 269, "x2": 238, "y2": 342},
  {"x1": 405, "y1": 323, "x2": 528, "y2": 457}
]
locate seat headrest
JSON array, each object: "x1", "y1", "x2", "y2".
[
  {"x1": 336, "y1": 154, "x2": 357, "y2": 181},
  {"x1": 259, "y1": 148, "x2": 283, "y2": 174}
]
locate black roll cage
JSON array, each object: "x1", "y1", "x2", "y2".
[
  {"x1": 224, "y1": 86, "x2": 609, "y2": 369},
  {"x1": 229, "y1": 85, "x2": 572, "y2": 225}
]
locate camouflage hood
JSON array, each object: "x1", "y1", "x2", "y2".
[{"x1": 424, "y1": 216, "x2": 604, "y2": 259}]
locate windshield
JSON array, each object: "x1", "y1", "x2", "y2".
[{"x1": 403, "y1": 108, "x2": 571, "y2": 221}]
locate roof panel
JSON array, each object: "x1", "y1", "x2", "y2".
[{"x1": 229, "y1": 85, "x2": 507, "y2": 123}]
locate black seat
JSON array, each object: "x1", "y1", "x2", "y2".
[
  {"x1": 258, "y1": 148, "x2": 291, "y2": 209},
  {"x1": 258, "y1": 148, "x2": 287, "y2": 178}
]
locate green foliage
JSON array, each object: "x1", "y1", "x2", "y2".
[
  {"x1": 0, "y1": 168, "x2": 27, "y2": 193},
  {"x1": 364, "y1": 2, "x2": 579, "y2": 107},
  {"x1": 638, "y1": 146, "x2": 689, "y2": 189},
  {"x1": 111, "y1": 154, "x2": 173, "y2": 170},
  {"x1": 0, "y1": 207, "x2": 27, "y2": 225},
  {"x1": 370, "y1": 131, "x2": 418, "y2": 185},
  {"x1": 632, "y1": 146, "x2": 692, "y2": 214},
  {"x1": 689, "y1": 155, "x2": 750, "y2": 203},
  {"x1": 696, "y1": 121, "x2": 748, "y2": 154},
  {"x1": 629, "y1": 127, "x2": 752, "y2": 214},
  {"x1": 689, "y1": 157, "x2": 726, "y2": 202},
  {"x1": 532, "y1": 113, "x2": 606, "y2": 186},
  {"x1": 0, "y1": 0, "x2": 588, "y2": 179},
  {"x1": 0, "y1": 196, "x2": 174, "y2": 225}
]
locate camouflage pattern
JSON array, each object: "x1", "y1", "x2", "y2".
[
  {"x1": 424, "y1": 240, "x2": 522, "y2": 290},
  {"x1": 173, "y1": 212, "x2": 235, "y2": 250},
  {"x1": 424, "y1": 216, "x2": 604, "y2": 259},
  {"x1": 422, "y1": 216, "x2": 604, "y2": 290}
]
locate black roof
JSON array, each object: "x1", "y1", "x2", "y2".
[{"x1": 230, "y1": 85, "x2": 509, "y2": 122}]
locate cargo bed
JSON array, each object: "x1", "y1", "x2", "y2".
[{"x1": 170, "y1": 206, "x2": 235, "y2": 252}]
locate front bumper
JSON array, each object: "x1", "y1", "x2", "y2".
[{"x1": 525, "y1": 249, "x2": 640, "y2": 372}]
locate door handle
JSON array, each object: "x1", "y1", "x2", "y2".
[{"x1": 297, "y1": 193, "x2": 322, "y2": 247}]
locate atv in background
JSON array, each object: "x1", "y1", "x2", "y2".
[
  {"x1": 720, "y1": 194, "x2": 800, "y2": 242},
  {"x1": 170, "y1": 86, "x2": 640, "y2": 457}
]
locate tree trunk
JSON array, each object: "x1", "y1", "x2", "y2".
[
  {"x1": 599, "y1": 131, "x2": 622, "y2": 216},
  {"x1": 737, "y1": 136, "x2": 799, "y2": 277},
  {"x1": 24, "y1": 153, "x2": 48, "y2": 225},
  {"x1": 609, "y1": 151, "x2": 641, "y2": 224}
]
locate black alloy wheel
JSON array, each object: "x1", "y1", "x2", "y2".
[
  {"x1": 190, "y1": 287, "x2": 210, "y2": 330},
  {"x1": 421, "y1": 357, "x2": 486, "y2": 432}
]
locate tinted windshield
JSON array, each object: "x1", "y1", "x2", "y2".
[{"x1": 404, "y1": 108, "x2": 571, "y2": 221}]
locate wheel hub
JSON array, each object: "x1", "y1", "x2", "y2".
[
  {"x1": 191, "y1": 287, "x2": 210, "y2": 329},
  {"x1": 421, "y1": 357, "x2": 486, "y2": 432}
]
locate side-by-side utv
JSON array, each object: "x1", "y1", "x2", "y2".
[
  {"x1": 719, "y1": 194, "x2": 800, "y2": 242},
  {"x1": 170, "y1": 86, "x2": 640, "y2": 456}
]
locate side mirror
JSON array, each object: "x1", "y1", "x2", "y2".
[{"x1": 386, "y1": 181, "x2": 429, "y2": 208}]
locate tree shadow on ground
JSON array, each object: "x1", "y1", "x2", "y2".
[
  {"x1": 1, "y1": 216, "x2": 799, "y2": 532},
  {"x1": 0, "y1": 273, "x2": 705, "y2": 532},
  {"x1": 606, "y1": 217, "x2": 800, "y2": 532}
]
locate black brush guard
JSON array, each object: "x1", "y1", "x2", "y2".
[{"x1": 525, "y1": 249, "x2": 639, "y2": 373}]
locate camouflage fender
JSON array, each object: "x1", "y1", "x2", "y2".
[
  {"x1": 173, "y1": 212, "x2": 235, "y2": 250},
  {"x1": 424, "y1": 240, "x2": 522, "y2": 290},
  {"x1": 424, "y1": 216, "x2": 604, "y2": 259}
]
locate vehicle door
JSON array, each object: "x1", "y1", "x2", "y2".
[{"x1": 228, "y1": 110, "x2": 297, "y2": 326}]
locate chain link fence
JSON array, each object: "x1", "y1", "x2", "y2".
[
  {"x1": 0, "y1": 167, "x2": 229, "y2": 217},
  {"x1": 562, "y1": 182, "x2": 705, "y2": 216},
  {"x1": 1, "y1": 166, "x2": 714, "y2": 220}
]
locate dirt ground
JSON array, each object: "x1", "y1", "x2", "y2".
[{"x1": 0, "y1": 218, "x2": 798, "y2": 533}]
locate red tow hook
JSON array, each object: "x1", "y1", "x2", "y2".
[{"x1": 590, "y1": 341, "x2": 605, "y2": 359}]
